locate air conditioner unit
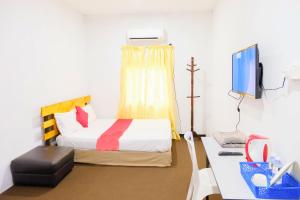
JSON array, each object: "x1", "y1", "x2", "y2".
[{"x1": 126, "y1": 29, "x2": 167, "y2": 45}]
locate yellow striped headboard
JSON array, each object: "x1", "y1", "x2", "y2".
[{"x1": 41, "y1": 96, "x2": 91, "y2": 144}]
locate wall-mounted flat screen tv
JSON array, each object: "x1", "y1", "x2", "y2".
[{"x1": 232, "y1": 44, "x2": 262, "y2": 99}]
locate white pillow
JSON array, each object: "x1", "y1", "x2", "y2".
[
  {"x1": 54, "y1": 109, "x2": 82, "y2": 135},
  {"x1": 82, "y1": 104, "x2": 97, "y2": 122}
]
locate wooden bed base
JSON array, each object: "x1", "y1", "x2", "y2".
[{"x1": 74, "y1": 149, "x2": 172, "y2": 167}]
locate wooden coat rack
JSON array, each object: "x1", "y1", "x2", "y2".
[{"x1": 187, "y1": 57, "x2": 203, "y2": 136}]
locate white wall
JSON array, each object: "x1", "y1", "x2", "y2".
[
  {"x1": 85, "y1": 12, "x2": 212, "y2": 134},
  {"x1": 2, "y1": 0, "x2": 299, "y2": 193},
  {"x1": 207, "y1": 0, "x2": 300, "y2": 177},
  {"x1": 0, "y1": 0, "x2": 87, "y2": 193}
]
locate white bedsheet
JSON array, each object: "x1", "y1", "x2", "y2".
[{"x1": 56, "y1": 119, "x2": 172, "y2": 152}]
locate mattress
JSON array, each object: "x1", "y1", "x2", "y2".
[{"x1": 56, "y1": 119, "x2": 172, "y2": 152}]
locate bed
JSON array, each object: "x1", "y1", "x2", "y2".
[{"x1": 41, "y1": 96, "x2": 172, "y2": 167}]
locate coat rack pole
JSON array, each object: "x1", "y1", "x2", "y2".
[
  {"x1": 187, "y1": 57, "x2": 203, "y2": 136},
  {"x1": 191, "y1": 57, "x2": 195, "y2": 133}
]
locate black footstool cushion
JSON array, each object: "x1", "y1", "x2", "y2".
[{"x1": 11, "y1": 146, "x2": 74, "y2": 187}]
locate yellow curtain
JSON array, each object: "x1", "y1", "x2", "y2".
[{"x1": 117, "y1": 45, "x2": 180, "y2": 140}]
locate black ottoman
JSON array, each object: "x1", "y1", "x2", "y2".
[{"x1": 11, "y1": 146, "x2": 74, "y2": 187}]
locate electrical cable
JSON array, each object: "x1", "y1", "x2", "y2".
[
  {"x1": 228, "y1": 89, "x2": 242, "y2": 100},
  {"x1": 262, "y1": 77, "x2": 286, "y2": 91},
  {"x1": 227, "y1": 89, "x2": 243, "y2": 132},
  {"x1": 235, "y1": 95, "x2": 245, "y2": 132}
]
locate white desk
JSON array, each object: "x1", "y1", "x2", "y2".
[{"x1": 201, "y1": 137, "x2": 257, "y2": 200}]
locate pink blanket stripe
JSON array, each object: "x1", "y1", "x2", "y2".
[{"x1": 96, "y1": 119, "x2": 133, "y2": 151}]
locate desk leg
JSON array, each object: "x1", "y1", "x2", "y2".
[
  {"x1": 206, "y1": 154, "x2": 209, "y2": 200},
  {"x1": 206, "y1": 154, "x2": 209, "y2": 168}
]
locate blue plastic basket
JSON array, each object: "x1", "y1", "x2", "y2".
[{"x1": 240, "y1": 162, "x2": 300, "y2": 199}]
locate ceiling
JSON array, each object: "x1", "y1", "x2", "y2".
[{"x1": 63, "y1": 0, "x2": 218, "y2": 15}]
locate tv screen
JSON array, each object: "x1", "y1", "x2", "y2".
[{"x1": 232, "y1": 44, "x2": 262, "y2": 99}]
